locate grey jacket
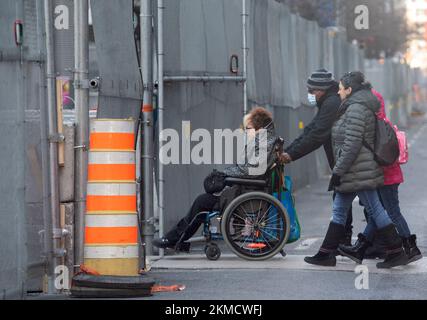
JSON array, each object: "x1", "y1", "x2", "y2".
[
  {"x1": 332, "y1": 89, "x2": 384, "y2": 193},
  {"x1": 222, "y1": 124, "x2": 277, "y2": 179}
]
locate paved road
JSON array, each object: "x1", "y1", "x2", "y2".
[{"x1": 145, "y1": 114, "x2": 427, "y2": 300}]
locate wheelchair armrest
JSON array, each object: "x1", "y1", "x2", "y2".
[{"x1": 224, "y1": 177, "x2": 267, "y2": 188}]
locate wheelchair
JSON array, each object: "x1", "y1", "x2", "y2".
[{"x1": 173, "y1": 137, "x2": 292, "y2": 261}]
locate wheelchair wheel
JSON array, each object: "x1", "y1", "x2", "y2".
[
  {"x1": 205, "y1": 243, "x2": 221, "y2": 261},
  {"x1": 221, "y1": 192, "x2": 290, "y2": 261}
]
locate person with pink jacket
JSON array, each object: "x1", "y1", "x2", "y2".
[{"x1": 338, "y1": 89, "x2": 422, "y2": 265}]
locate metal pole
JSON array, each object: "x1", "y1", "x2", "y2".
[
  {"x1": 43, "y1": 0, "x2": 62, "y2": 293},
  {"x1": 74, "y1": 0, "x2": 89, "y2": 270},
  {"x1": 37, "y1": 0, "x2": 53, "y2": 293},
  {"x1": 157, "y1": 0, "x2": 165, "y2": 258},
  {"x1": 242, "y1": 0, "x2": 248, "y2": 115},
  {"x1": 141, "y1": 0, "x2": 155, "y2": 258},
  {"x1": 152, "y1": 1, "x2": 160, "y2": 259},
  {"x1": 15, "y1": 0, "x2": 28, "y2": 298},
  {"x1": 164, "y1": 75, "x2": 245, "y2": 82}
]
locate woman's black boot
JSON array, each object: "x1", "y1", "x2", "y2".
[
  {"x1": 304, "y1": 222, "x2": 345, "y2": 267},
  {"x1": 376, "y1": 225, "x2": 408, "y2": 269},
  {"x1": 338, "y1": 233, "x2": 372, "y2": 264},
  {"x1": 402, "y1": 235, "x2": 422, "y2": 264},
  {"x1": 363, "y1": 242, "x2": 387, "y2": 259}
]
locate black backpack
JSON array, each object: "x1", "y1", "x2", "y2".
[{"x1": 363, "y1": 109, "x2": 399, "y2": 166}]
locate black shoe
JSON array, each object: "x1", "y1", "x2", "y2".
[
  {"x1": 402, "y1": 235, "x2": 423, "y2": 264},
  {"x1": 334, "y1": 232, "x2": 353, "y2": 257},
  {"x1": 338, "y1": 233, "x2": 371, "y2": 264},
  {"x1": 305, "y1": 222, "x2": 345, "y2": 267},
  {"x1": 153, "y1": 237, "x2": 176, "y2": 249},
  {"x1": 340, "y1": 232, "x2": 353, "y2": 247},
  {"x1": 363, "y1": 245, "x2": 387, "y2": 260},
  {"x1": 364, "y1": 231, "x2": 387, "y2": 259},
  {"x1": 304, "y1": 251, "x2": 336, "y2": 267},
  {"x1": 375, "y1": 225, "x2": 408, "y2": 269},
  {"x1": 377, "y1": 249, "x2": 408, "y2": 269}
]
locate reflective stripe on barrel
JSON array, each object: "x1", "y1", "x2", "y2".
[
  {"x1": 84, "y1": 245, "x2": 139, "y2": 259},
  {"x1": 85, "y1": 214, "x2": 138, "y2": 227},
  {"x1": 85, "y1": 214, "x2": 138, "y2": 245},
  {"x1": 88, "y1": 152, "x2": 136, "y2": 182},
  {"x1": 86, "y1": 183, "x2": 137, "y2": 214}
]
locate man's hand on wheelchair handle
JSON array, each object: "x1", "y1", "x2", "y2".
[{"x1": 278, "y1": 152, "x2": 292, "y2": 164}]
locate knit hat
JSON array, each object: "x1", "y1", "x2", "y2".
[{"x1": 307, "y1": 69, "x2": 335, "y2": 91}]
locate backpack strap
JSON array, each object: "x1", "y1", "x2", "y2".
[
  {"x1": 360, "y1": 104, "x2": 377, "y2": 153},
  {"x1": 362, "y1": 139, "x2": 375, "y2": 153}
]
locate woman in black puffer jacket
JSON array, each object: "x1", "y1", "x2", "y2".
[{"x1": 304, "y1": 72, "x2": 407, "y2": 269}]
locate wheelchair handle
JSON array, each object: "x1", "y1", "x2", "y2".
[{"x1": 274, "y1": 137, "x2": 286, "y2": 165}]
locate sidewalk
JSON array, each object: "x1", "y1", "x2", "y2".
[{"x1": 150, "y1": 253, "x2": 427, "y2": 275}]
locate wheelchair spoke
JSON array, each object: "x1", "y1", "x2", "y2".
[
  {"x1": 260, "y1": 218, "x2": 282, "y2": 228},
  {"x1": 255, "y1": 200, "x2": 263, "y2": 225},
  {"x1": 250, "y1": 200, "x2": 255, "y2": 215},
  {"x1": 233, "y1": 205, "x2": 256, "y2": 224},
  {"x1": 260, "y1": 228, "x2": 280, "y2": 241},
  {"x1": 230, "y1": 211, "x2": 245, "y2": 222},
  {"x1": 238, "y1": 235, "x2": 251, "y2": 249},
  {"x1": 258, "y1": 231, "x2": 273, "y2": 250},
  {"x1": 261, "y1": 226, "x2": 284, "y2": 231},
  {"x1": 239, "y1": 203, "x2": 250, "y2": 216},
  {"x1": 259, "y1": 213, "x2": 281, "y2": 225},
  {"x1": 256, "y1": 203, "x2": 272, "y2": 226},
  {"x1": 229, "y1": 223, "x2": 253, "y2": 240},
  {"x1": 230, "y1": 231, "x2": 246, "y2": 241},
  {"x1": 231, "y1": 223, "x2": 253, "y2": 227},
  {"x1": 231, "y1": 212, "x2": 254, "y2": 232}
]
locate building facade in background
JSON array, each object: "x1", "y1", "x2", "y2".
[{"x1": 406, "y1": 0, "x2": 427, "y2": 70}]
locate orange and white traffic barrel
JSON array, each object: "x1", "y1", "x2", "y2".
[{"x1": 84, "y1": 119, "x2": 139, "y2": 276}]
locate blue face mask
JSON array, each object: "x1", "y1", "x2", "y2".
[{"x1": 307, "y1": 93, "x2": 317, "y2": 106}]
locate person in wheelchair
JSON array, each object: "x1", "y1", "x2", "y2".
[{"x1": 153, "y1": 107, "x2": 279, "y2": 249}]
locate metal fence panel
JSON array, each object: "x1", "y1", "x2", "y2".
[
  {"x1": 0, "y1": 0, "x2": 49, "y2": 297},
  {"x1": 91, "y1": 0, "x2": 143, "y2": 120},
  {"x1": 0, "y1": 60, "x2": 27, "y2": 299}
]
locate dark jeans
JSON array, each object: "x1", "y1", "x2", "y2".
[
  {"x1": 333, "y1": 192, "x2": 353, "y2": 235},
  {"x1": 165, "y1": 193, "x2": 219, "y2": 243},
  {"x1": 333, "y1": 190, "x2": 392, "y2": 231},
  {"x1": 363, "y1": 184, "x2": 411, "y2": 240}
]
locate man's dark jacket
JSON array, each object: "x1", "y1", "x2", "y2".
[{"x1": 285, "y1": 82, "x2": 341, "y2": 169}]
